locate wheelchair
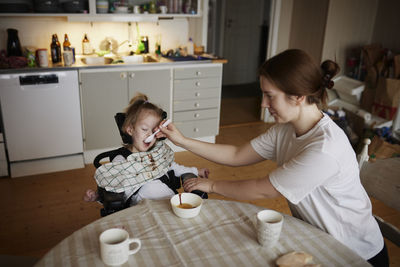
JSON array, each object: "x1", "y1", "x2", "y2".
[{"x1": 93, "y1": 112, "x2": 207, "y2": 217}]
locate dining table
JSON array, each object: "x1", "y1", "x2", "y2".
[{"x1": 34, "y1": 198, "x2": 370, "y2": 266}]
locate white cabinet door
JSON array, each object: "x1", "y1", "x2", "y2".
[
  {"x1": 80, "y1": 71, "x2": 129, "y2": 150},
  {"x1": 128, "y1": 69, "x2": 171, "y2": 116}
]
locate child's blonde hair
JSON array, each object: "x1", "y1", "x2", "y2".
[{"x1": 122, "y1": 93, "x2": 164, "y2": 135}]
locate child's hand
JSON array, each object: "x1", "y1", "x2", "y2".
[{"x1": 197, "y1": 168, "x2": 209, "y2": 178}]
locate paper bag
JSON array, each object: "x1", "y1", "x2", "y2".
[{"x1": 372, "y1": 78, "x2": 400, "y2": 120}]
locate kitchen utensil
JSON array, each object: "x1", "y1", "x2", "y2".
[{"x1": 144, "y1": 119, "x2": 171, "y2": 143}]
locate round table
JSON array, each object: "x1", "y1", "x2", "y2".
[{"x1": 35, "y1": 199, "x2": 370, "y2": 266}]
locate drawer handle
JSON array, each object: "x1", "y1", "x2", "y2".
[
  {"x1": 194, "y1": 113, "x2": 200, "y2": 118},
  {"x1": 194, "y1": 102, "x2": 200, "y2": 107},
  {"x1": 195, "y1": 81, "x2": 201, "y2": 86},
  {"x1": 194, "y1": 128, "x2": 199, "y2": 132},
  {"x1": 196, "y1": 71, "x2": 201, "y2": 76},
  {"x1": 195, "y1": 92, "x2": 200, "y2": 97}
]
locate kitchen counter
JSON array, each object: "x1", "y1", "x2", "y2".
[{"x1": 0, "y1": 54, "x2": 227, "y2": 74}]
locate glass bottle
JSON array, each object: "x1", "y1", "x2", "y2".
[
  {"x1": 50, "y1": 34, "x2": 62, "y2": 63},
  {"x1": 7, "y1": 28, "x2": 22, "y2": 57},
  {"x1": 82, "y1": 34, "x2": 91, "y2": 55},
  {"x1": 63, "y1": 34, "x2": 71, "y2": 51}
]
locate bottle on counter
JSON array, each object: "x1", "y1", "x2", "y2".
[
  {"x1": 63, "y1": 34, "x2": 71, "y2": 51},
  {"x1": 50, "y1": 34, "x2": 62, "y2": 63},
  {"x1": 82, "y1": 34, "x2": 92, "y2": 55},
  {"x1": 187, "y1": 37, "x2": 194, "y2": 55}
]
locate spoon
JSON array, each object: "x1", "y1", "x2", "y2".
[{"x1": 144, "y1": 119, "x2": 171, "y2": 143}]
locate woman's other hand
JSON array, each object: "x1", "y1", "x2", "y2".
[{"x1": 183, "y1": 177, "x2": 214, "y2": 193}]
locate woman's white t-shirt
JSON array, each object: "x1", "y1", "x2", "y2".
[{"x1": 250, "y1": 113, "x2": 383, "y2": 260}]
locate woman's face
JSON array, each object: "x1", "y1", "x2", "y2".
[
  {"x1": 126, "y1": 110, "x2": 160, "y2": 152},
  {"x1": 260, "y1": 76, "x2": 300, "y2": 123}
]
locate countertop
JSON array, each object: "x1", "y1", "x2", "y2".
[{"x1": 0, "y1": 54, "x2": 227, "y2": 74}]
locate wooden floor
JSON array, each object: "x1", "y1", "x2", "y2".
[{"x1": 1, "y1": 122, "x2": 399, "y2": 266}]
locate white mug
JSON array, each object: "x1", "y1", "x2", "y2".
[
  {"x1": 254, "y1": 210, "x2": 283, "y2": 248},
  {"x1": 99, "y1": 228, "x2": 141, "y2": 266},
  {"x1": 133, "y1": 5, "x2": 141, "y2": 14},
  {"x1": 36, "y1": 49, "x2": 48, "y2": 67},
  {"x1": 159, "y1": 5, "x2": 167, "y2": 14},
  {"x1": 63, "y1": 50, "x2": 73, "y2": 66}
]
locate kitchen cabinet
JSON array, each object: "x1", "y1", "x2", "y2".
[
  {"x1": 0, "y1": 0, "x2": 202, "y2": 22},
  {"x1": 172, "y1": 64, "x2": 222, "y2": 138},
  {"x1": 80, "y1": 67, "x2": 171, "y2": 154}
]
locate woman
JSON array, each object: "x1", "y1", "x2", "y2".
[{"x1": 159, "y1": 49, "x2": 388, "y2": 266}]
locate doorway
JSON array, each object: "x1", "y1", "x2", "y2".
[{"x1": 208, "y1": 0, "x2": 271, "y2": 126}]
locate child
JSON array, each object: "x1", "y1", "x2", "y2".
[{"x1": 84, "y1": 93, "x2": 209, "y2": 206}]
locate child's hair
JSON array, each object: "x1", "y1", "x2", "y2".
[
  {"x1": 259, "y1": 49, "x2": 340, "y2": 106},
  {"x1": 122, "y1": 93, "x2": 164, "y2": 135}
]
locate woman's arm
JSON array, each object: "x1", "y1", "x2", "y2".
[
  {"x1": 160, "y1": 123, "x2": 264, "y2": 166},
  {"x1": 183, "y1": 175, "x2": 281, "y2": 200}
]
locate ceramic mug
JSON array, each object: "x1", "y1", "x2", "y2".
[
  {"x1": 254, "y1": 209, "x2": 283, "y2": 248},
  {"x1": 63, "y1": 50, "x2": 73, "y2": 66},
  {"x1": 36, "y1": 49, "x2": 48, "y2": 67},
  {"x1": 159, "y1": 5, "x2": 167, "y2": 14},
  {"x1": 99, "y1": 228, "x2": 141, "y2": 266}
]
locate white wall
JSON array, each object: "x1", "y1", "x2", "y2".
[
  {"x1": 0, "y1": 17, "x2": 191, "y2": 55},
  {"x1": 321, "y1": 0, "x2": 378, "y2": 72}
]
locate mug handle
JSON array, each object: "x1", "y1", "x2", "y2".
[{"x1": 128, "y1": 238, "x2": 141, "y2": 255}]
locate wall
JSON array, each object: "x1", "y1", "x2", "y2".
[
  {"x1": 0, "y1": 17, "x2": 192, "y2": 55},
  {"x1": 321, "y1": 0, "x2": 378, "y2": 73},
  {"x1": 275, "y1": 0, "x2": 293, "y2": 54},
  {"x1": 289, "y1": 0, "x2": 328, "y2": 63},
  {"x1": 372, "y1": 0, "x2": 400, "y2": 53}
]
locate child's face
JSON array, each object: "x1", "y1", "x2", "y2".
[{"x1": 126, "y1": 111, "x2": 160, "y2": 152}]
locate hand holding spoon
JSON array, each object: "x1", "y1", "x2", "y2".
[{"x1": 144, "y1": 119, "x2": 171, "y2": 143}]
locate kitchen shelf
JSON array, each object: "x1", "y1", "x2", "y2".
[{"x1": 0, "y1": 0, "x2": 202, "y2": 22}]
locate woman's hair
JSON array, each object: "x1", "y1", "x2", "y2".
[
  {"x1": 122, "y1": 93, "x2": 164, "y2": 134},
  {"x1": 259, "y1": 49, "x2": 340, "y2": 106}
]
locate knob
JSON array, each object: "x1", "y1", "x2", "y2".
[
  {"x1": 120, "y1": 73, "x2": 127, "y2": 79},
  {"x1": 194, "y1": 113, "x2": 200, "y2": 118},
  {"x1": 195, "y1": 92, "x2": 200, "y2": 97},
  {"x1": 196, "y1": 71, "x2": 201, "y2": 76},
  {"x1": 194, "y1": 102, "x2": 200, "y2": 107},
  {"x1": 194, "y1": 128, "x2": 199, "y2": 132},
  {"x1": 129, "y1": 73, "x2": 135, "y2": 78},
  {"x1": 195, "y1": 81, "x2": 201, "y2": 86}
]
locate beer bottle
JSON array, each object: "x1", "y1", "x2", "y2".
[
  {"x1": 50, "y1": 34, "x2": 61, "y2": 63},
  {"x1": 63, "y1": 34, "x2": 71, "y2": 51}
]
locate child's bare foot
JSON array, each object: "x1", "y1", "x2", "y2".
[{"x1": 83, "y1": 189, "x2": 99, "y2": 202}]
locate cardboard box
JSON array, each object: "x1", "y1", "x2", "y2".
[
  {"x1": 372, "y1": 77, "x2": 400, "y2": 120},
  {"x1": 333, "y1": 76, "x2": 365, "y2": 106}
]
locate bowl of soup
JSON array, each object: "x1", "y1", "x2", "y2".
[{"x1": 170, "y1": 193, "x2": 203, "y2": 218}]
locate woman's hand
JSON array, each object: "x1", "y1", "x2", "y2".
[
  {"x1": 157, "y1": 121, "x2": 186, "y2": 147},
  {"x1": 197, "y1": 168, "x2": 210, "y2": 178},
  {"x1": 183, "y1": 177, "x2": 214, "y2": 193}
]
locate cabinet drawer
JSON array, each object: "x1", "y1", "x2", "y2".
[
  {"x1": 174, "y1": 77, "x2": 221, "y2": 90},
  {"x1": 174, "y1": 98, "x2": 219, "y2": 111},
  {"x1": 175, "y1": 118, "x2": 219, "y2": 138},
  {"x1": 174, "y1": 88, "x2": 220, "y2": 100},
  {"x1": 174, "y1": 66, "x2": 222, "y2": 79},
  {"x1": 173, "y1": 108, "x2": 218, "y2": 122}
]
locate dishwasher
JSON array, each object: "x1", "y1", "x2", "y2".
[{"x1": 0, "y1": 70, "x2": 84, "y2": 177}]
